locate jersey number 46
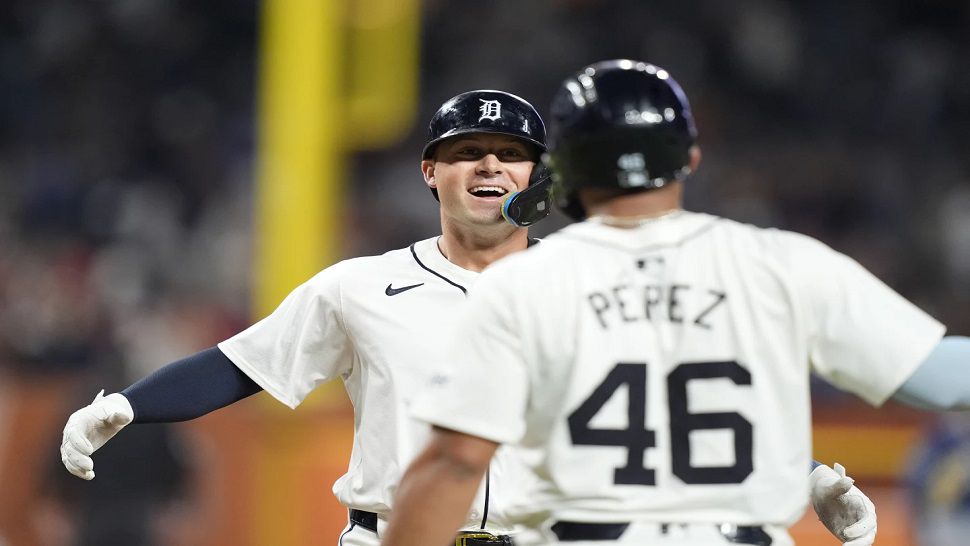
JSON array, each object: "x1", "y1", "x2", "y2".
[{"x1": 568, "y1": 361, "x2": 753, "y2": 486}]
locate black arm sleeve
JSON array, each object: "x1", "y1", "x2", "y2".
[{"x1": 121, "y1": 346, "x2": 262, "y2": 423}]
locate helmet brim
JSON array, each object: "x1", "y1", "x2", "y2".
[{"x1": 422, "y1": 129, "x2": 546, "y2": 160}]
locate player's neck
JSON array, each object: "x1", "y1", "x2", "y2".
[
  {"x1": 581, "y1": 183, "x2": 683, "y2": 227},
  {"x1": 437, "y1": 221, "x2": 529, "y2": 273}
]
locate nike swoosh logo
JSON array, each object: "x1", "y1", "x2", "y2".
[{"x1": 385, "y1": 283, "x2": 424, "y2": 296}]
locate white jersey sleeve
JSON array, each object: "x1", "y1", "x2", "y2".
[
  {"x1": 410, "y1": 264, "x2": 529, "y2": 445},
  {"x1": 785, "y1": 233, "x2": 945, "y2": 406},
  {"x1": 218, "y1": 261, "x2": 353, "y2": 409}
]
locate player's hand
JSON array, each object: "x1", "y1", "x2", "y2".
[
  {"x1": 60, "y1": 390, "x2": 134, "y2": 480},
  {"x1": 809, "y1": 462, "x2": 877, "y2": 546}
]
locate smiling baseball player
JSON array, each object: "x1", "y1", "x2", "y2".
[{"x1": 60, "y1": 90, "x2": 552, "y2": 546}]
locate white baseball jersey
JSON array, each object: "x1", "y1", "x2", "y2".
[
  {"x1": 217, "y1": 237, "x2": 528, "y2": 532},
  {"x1": 412, "y1": 211, "x2": 945, "y2": 529}
]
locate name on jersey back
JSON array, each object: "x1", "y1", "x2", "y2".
[{"x1": 587, "y1": 283, "x2": 727, "y2": 330}]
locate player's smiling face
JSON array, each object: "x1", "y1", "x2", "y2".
[{"x1": 422, "y1": 134, "x2": 536, "y2": 226}]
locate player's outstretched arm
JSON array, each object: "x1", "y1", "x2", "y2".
[
  {"x1": 383, "y1": 427, "x2": 497, "y2": 546},
  {"x1": 60, "y1": 346, "x2": 262, "y2": 479},
  {"x1": 893, "y1": 336, "x2": 970, "y2": 410},
  {"x1": 810, "y1": 462, "x2": 877, "y2": 546}
]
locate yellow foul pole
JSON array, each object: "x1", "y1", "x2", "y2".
[
  {"x1": 256, "y1": 0, "x2": 342, "y2": 312},
  {"x1": 254, "y1": 1, "x2": 343, "y2": 545}
]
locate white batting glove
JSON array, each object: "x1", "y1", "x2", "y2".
[
  {"x1": 809, "y1": 462, "x2": 877, "y2": 546},
  {"x1": 60, "y1": 390, "x2": 134, "y2": 480}
]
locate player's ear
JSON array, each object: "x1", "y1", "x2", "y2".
[
  {"x1": 688, "y1": 145, "x2": 702, "y2": 173},
  {"x1": 421, "y1": 159, "x2": 436, "y2": 191}
]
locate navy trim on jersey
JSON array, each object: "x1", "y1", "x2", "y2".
[
  {"x1": 338, "y1": 522, "x2": 355, "y2": 545},
  {"x1": 409, "y1": 243, "x2": 468, "y2": 296},
  {"x1": 410, "y1": 241, "x2": 507, "y2": 528},
  {"x1": 480, "y1": 465, "x2": 490, "y2": 528}
]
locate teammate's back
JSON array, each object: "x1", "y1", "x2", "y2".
[{"x1": 469, "y1": 210, "x2": 941, "y2": 527}]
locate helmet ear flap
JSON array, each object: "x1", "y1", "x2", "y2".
[
  {"x1": 502, "y1": 165, "x2": 553, "y2": 227},
  {"x1": 528, "y1": 162, "x2": 552, "y2": 187}
]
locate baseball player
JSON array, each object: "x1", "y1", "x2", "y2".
[
  {"x1": 382, "y1": 61, "x2": 970, "y2": 546},
  {"x1": 61, "y1": 89, "x2": 547, "y2": 546},
  {"x1": 61, "y1": 88, "x2": 878, "y2": 546}
]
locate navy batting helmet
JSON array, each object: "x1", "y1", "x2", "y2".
[
  {"x1": 544, "y1": 60, "x2": 697, "y2": 220},
  {"x1": 422, "y1": 90, "x2": 546, "y2": 161}
]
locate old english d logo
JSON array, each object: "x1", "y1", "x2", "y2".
[{"x1": 478, "y1": 99, "x2": 501, "y2": 121}]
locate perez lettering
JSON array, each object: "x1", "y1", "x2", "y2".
[{"x1": 587, "y1": 284, "x2": 727, "y2": 330}]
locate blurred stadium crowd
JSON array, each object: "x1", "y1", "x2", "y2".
[{"x1": 1, "y1": 1, "x2": 969, "y2": 545}]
